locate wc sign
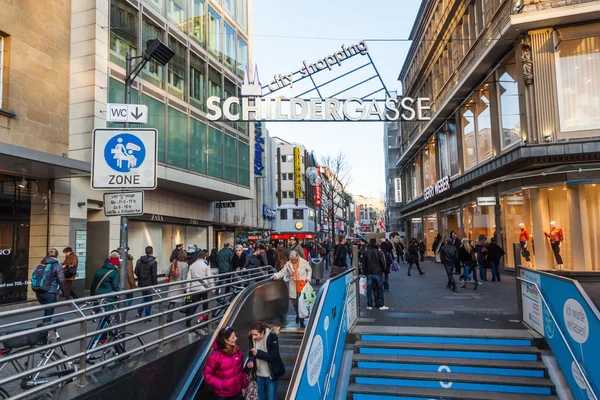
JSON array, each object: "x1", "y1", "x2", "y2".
[{"x1": 91, "y1": 128, "x2": 158, "y2": 189}]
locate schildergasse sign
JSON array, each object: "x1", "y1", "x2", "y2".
[
  {"x1": 207, "y1": 40, "x2": 431, "y2": 122},
  {"x1": 91, "y1": 128, "x2": 158, "y2": 189}
]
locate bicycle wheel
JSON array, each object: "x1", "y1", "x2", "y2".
[
  {"x1": 0, "y1": 349, "x2": 69, "y2": 399},
  {"x1": 101, "y1": 330, "x2": 145, "y2": 369}
]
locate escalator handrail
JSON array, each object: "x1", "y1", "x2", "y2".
[
  {"x1": 176, "y1": 269, "x2": 276, "y2": 400},
  {"x1": 285, "y1": 268, "x2": 356, "y2": 399}
]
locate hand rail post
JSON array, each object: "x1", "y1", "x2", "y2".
[
  {"x1": 155, "y1": 288, "x2": 165, "y2": 353},
  {"x1": 73, "y1": 301, "x2": 88, "y2": 387},
  {"x1": 207, "y1": 283, "x2": 214, "y2": 331}
]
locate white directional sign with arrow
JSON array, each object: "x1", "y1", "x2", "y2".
[{"x1": 106, "y1": 104, "x2": 148, "y2": 124}]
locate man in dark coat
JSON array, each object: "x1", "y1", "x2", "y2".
[
  {"x1": 135, "y1": 246, "x2": 158, "y2": 320},
  {"x1": 362, "y1": 239, "x2": 388, "y2": 310},
  {"x1": 487, "y1": 237, "x2": 505, "y2": 282},
  {"x1": 440, "y1": 238, "x2": 459, "y2": 292},
  {"x1": 450, "y1": 231, "x2": 462, "y2": 274}
]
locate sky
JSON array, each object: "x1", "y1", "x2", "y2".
[{"x1": 251, "y1": 0, "x2": 422, "y2": 198}]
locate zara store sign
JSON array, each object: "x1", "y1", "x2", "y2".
[{"x1": 206, "y1": 41, "x2": 432, "y2": 123}]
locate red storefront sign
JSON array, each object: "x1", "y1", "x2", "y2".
[
  {"x1": 315, "y1": 167, "x2": 322, "y2": 206},
  {"x1": 271, "y1": 233, "x2": 315, "y2": 240}
]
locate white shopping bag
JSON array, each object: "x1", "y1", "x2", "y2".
[
  {"x1": 359, "y1": 276, "x2": 367, "y2": 296},
  {"x1": 298, "y1": 282, "x2": 316, "y2": 318}
]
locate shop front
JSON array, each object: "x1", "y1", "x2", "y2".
[
  {"x1": 271, "y1": 232, "x2": 315, "y2": 245},
  {"x1": 424, "y1": 214, "x2": 438, "y2": 257},
  {"x1": 440, "y1": 208, "x2": 461, "y2": 239},
  {"x1": 213, "y1": 225, "x2": 236, "y2": 250},
  {"x1": 409, "y1": 217, "x2": 423, "y2": 240}
]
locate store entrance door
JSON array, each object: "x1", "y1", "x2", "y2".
[{"x1": 442, "y1": 210, "x2": 460, "y2": 239}]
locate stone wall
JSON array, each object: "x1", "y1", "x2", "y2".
[
  {"x1": 521, "y1": 0, "x2": 598, "y2": 12},
  {"x1": 0, "y1": 0, "x2": 71, "y2": 155}
]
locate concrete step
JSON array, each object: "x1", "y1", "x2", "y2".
[
  {"x1": 347, "y1": 383, "x2": 558, "y2": 399},
  {"x1": 360, "y1": 334, "x2": 533, "y2": 347},
  {"x1": 350, "y1": 325, "x2": 541, "y2": 340},
  {"x1": 350, "y1": 368, "x2": 554, "y2": 388},
  {"x1": 354, "y1": 340, "x2": 541, "y2": 354},
  {"x1": 351, "y1": 354, "x2": 547, "y2": 370}
]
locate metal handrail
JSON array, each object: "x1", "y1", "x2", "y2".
[
  {"x1": 517, "y1": 276, "x2": 598, "y2": 400},
  {"x1": 0, "y1": 266, "x2": 275, "y2": 400}
]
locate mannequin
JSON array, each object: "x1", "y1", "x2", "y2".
[
  {"x1": 544, "y1": 221, "x2": 564, "y2": 270},
  {"x1": 519, "y1": 223, "x2": 532, "y2": 268}
]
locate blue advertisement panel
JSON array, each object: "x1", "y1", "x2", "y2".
[
  {"x1": 522, "y1": 271, "x2": 599, "y2": 400},
  {"x1": 295, "y1": 273, "x2": 354, "y2": 398}
]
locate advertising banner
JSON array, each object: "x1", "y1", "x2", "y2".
[
  {"x1": 520, "y1": 268, "x2": 544, "y2": 335},
  {"x1": 294, "y1": 147, "x2": 303, "y2": 199}
]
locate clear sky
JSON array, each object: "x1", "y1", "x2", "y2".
[{"x1": 251, "y1": 0, "x2": 422, "y2": 198}]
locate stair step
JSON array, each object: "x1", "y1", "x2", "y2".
[
  {"x1": 351, "y1": 368, "x2": 553, "y2": 387},
  {"x1": 347, "y1": 384, "x2": 557, "y2": 399},
  {"x1": 352, "y1": 354, "x2": 547, "y2": 369},
  {"x1": 360, "y1": 334, "x2": 532, "y2": 347},
  {"x1": 350, "y1": 326, "x2": 541, "y2": 340},
  {"x1": 355, "y1": 341, "x2": 540, "y2": 354}
]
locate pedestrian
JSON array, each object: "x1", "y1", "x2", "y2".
[
  {"x1": 406, "y1": 238, "x2": 424, "y2": 276},
  {"x1": 135, "y1": 246, "x2": 158, "y2": 321},
  {"x1": 90, "y1": 251, "x2": 120, "y2": 309},
  {"x1": 170, "y1": 244, "x2": 183, "y2": 263},
  {"x1": 233, "y1": 244, "x2": 247, "y2": 271},
  {"x1": 247, "y1": 321, "x2": 285, "y2": 400},
  {"x1": 266, "y1": 245, "x2": 276, "y2": 268},
  {"x1": 271, "y1": 251, "x2": 311, "y2": 328},
  {"x1": 318, "y1": 243, "x2": 328, "y2": 268},
  {"x1": 276, "y1": 242, "x2": 288, "y2": 271},
  {"x1": 209, "y1": 248, "x2": 219, "y2": 269},
  {"x1": 487, "y1": 237, "x2": 505, "y2": 282},
  {"x1": 258, "y1": 245, "x2": 269, "y2": 266},
  {"x1": 331, "y1": 236, "x2": 348, "y2": 276},
  {"x1": 186, "y1": 250, "x2": 213, "y2": 327},
  {"x1": 362, "y1": 238, "x2": 389, "y2": 311},
  {"x1": 432, "y1": 234, "x2": 442, "y2": 264},
  {"x1": 217, "y1": 243, "x2": 234, "y2": 293},
  {"x1": 118, "y1": 247, "x2": 136, "y2": 316},
  {"x1": 204, "y1": 327, "x2": 248, "y2": 400},
  {"x1": 31, "y1": 248, "x2": 69, "y2": 323},
  {"x1": 418, "y1": 239, "x2": 426, "y2": 261},
  {"x1": 288, "y1": 236, "x2": 305, "y2": 260},
  {"x1": 379, "y1": 238, "x2": 394, "y2": 292},
  {"x1": 450, "y1": 231, "x2": 462, "y2": 274},
  {"x1": 166, "y1": 250, "x2": 190, "y2": 323},
  {"x1": 62, "y1": 247, "x2": 79, "y2": 299},
  {"x1": 244, "y1": 247, "x2": 265, "y2": 269},
  {"x1": 458, "y1": 238, "x2": 478, "y2": 289},
  {"x1": 474, "y1": 235, "x2": 489, "y2": 282},
  {"x1": 439, "y1": 238, "x2": 459, "y2": 292}
]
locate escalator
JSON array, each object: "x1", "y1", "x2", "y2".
[{"x1": 276, "y1": 329, "x2": 304, "y2": 399}]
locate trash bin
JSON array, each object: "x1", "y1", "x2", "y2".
[{"x1": 311, "y1": 257, "x2": 324, "y2": 284}]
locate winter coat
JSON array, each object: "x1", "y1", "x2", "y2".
[
  {"x1": 362, "y1": 245, "x2": 386, "y2": 276},
  {"x1": 216, "y1": 247, "x2": 234, "y2": 273},
  {"x1": 288, "y1": 243, "x2": 305, "y2": 260},
  {"x1": 135, "y1": 255, "x2": 158, "y2": 287},
  {"x1": 458, "y1": 245, "x2": 475, "y2": 265},
  {"x1": 274, "y1": 258, "x2": 312, "y2": 298},
  {"x1": 248, "y1": 328, "x2": 286, "y2": 381},
  {"x1": 474, "y1": 244, "x2": 488, "y2": 265},
  {"x1": 167, "y1": 261, "x2": 189, "y2": 303},
  {"x1": 62, "y1": 253, "x2": 79, "y2": 282},
  {"x1": 266, "y1": 249, "x2": 276, "y2": 267},
  {"x1": 90, "y1": 262, "x2": 119, "y2": 296},
  {"x1": 439, "y1": 244, "x2": 459, "y2": 266},
  {"x1": 126, "y1": 255, "x2": 135, "y2": 290},
  {"x1": 487, "y1": 243, "x2": 505, "y2": 266},
  {"x1": 232, "y1": 253, "x2": 246, "y2": 271},
  {"x1": 188, "y1": 259, "x2": 213, "y2": 292},
  {"x1": 244, "y1": 253, "x2": 263, "y2": 269},
  {"x1": 333, "y1": 243, "x2": 348, "y2": 267},
  {"x1": 204, "y1": 342, "x2": 248, "y2": 397},
  {"x1": 38, "y1": 256, "x2": 68, "y2": 295}
]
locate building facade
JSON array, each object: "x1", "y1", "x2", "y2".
[
  {"x1": 270, "y1": 137, "x2": 316, "y2": 242},
  {"x1": 68, "y1": 0, "x2": 259, "y2": 292},
  {"x1": 397, "y1": 0, "x2": 600, "y2": 270},
  {"x1": 384, "y1": 119, "x2": 403, "y2": 233},
  {"x1": 0, "y1": 0, "x2": 91, "y2": 305},
  {"x1": 354, "y1": 194, "x2": 386, "y2": 234}
]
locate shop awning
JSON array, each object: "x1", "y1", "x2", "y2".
[
  {"x1": 0, "y1": 142, "x2": 90, "y2": 179},
  {"x1": 402, "y1": 163, "x2": 600, "y2": 217}
]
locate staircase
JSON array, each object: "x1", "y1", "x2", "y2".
[
  {"x1": 276, "y1": 328, "x2": 304, "y2": 399},
  {"x1": 347, "y1": 325, "x2": 557, "y2": 399}
]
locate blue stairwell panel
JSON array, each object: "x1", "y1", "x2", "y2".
[
  {"x1": 354, "y1": 377, "x2": 553, "y2": 395},
  {"x1": 360, "y1": 335, "x2": 532, "y2": 347},
  {"x1": 359, "y1": 348, "x2": 539, "y2": 361},
  {"x1": 356, "y1": 362, "x2": 545, "y2": 377}
]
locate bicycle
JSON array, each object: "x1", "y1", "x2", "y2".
[{"x1": 0, "y1": 318, "x2": 77, "y2": 399}]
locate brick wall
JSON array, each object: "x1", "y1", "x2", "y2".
[{"x1": 0, "y1": 0, "x2": 71, "y2": 156}]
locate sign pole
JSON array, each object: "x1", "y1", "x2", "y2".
[{"x1": 118, "y1": 52, "x2": 132, "y2": 291}]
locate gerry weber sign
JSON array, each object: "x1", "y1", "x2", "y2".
[
  {"x1": 207, "y1": 40, "x2": 431, "y2": 123},
  {"x1": 423, "y1": 176, "x2": 451, "y2": 201}
]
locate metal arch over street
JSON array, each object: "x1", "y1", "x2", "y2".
[{"x1": 206, "y1": 40, "x2": 432, "y2": 123}]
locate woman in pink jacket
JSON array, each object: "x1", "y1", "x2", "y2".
[{"x1": 204, "y1": 327, "x2": 248, "y2": 400}]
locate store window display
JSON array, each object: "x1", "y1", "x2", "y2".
[
  {"x1": 544, "y1": 221, "x2": 564, "y2": 270},
  {"x1": 424, "y1": 215, "x2": 438, "y2": 258},
  {"x1": 462, "y1": 203, "x2": 495, "y2": 241},
  {"x1": 501, "y1": 193, "x2": 536, "y2": 270},
  {"x1": 519, "y1": 223, "x2": 532, "y2": 268}
]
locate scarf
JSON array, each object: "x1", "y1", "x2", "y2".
[
  {"x1": 223, "y1": 343, "x2": 237, "y2": 356},
  {"x1": 291, "y1": 259, "x2": 306, "y2": 294}
]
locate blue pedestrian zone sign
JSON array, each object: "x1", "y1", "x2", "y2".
[{"x1": 92, "y1": 128, "x2": 157, "y2": 190}]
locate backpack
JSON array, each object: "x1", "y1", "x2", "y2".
[
  {"x1": 31, "y1": 264, "x2": 54, "y2": 293},
  {"x1": 170, "y1": 260, "x2": 180, "y2": 279},
  {"x1": 64, "y1": 265, "x2": 77, "y2": 279}
]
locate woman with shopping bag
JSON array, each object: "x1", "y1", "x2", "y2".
[{"x1": 271, "y1": 250, "x2": 312, "y2": 328}]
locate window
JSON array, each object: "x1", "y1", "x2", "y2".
[
  {"x1": 143, "y1": 94, "x2": 166, "y2": 162},
  {"x1": 224, "y1": 0, "x2": 235, "y2": 17},
  {"x1": 235, "y1": 0, "x2": 248, "y2": 32},
  {"x1": 190, "y1": 52, "x2": 206, "y2": 110},
  {"x1": 555, "y1": 33, "x2": 600, "y2": 132},
  {"x1": 223, "y1": 134, "x2": 237, "y2": 182},
  {"x1": 239, "y1": 142, "x2": 250, "y2": 186},
  {"x1": 438, "y1": 130, "x2": 449, "y2": 177},
  {"x1": 461, "y1": 102, "x2": 477, "y2": 169},
  {"x1": 142, "y1": 19, "x2": 164, "y2": 89},
  {"x1": 498, "y1": 54, "x2": 521, "y2": 148},
  {"x1": 190, "y1": 118, "x2": 207, "y2": 174},
  {"x1": 167, "y1": 107, "x2": 188, "y2": 168},
  {"x1": 293, "y1": 209, "x2": 304, "y2": 220},
  {"x1": 167, "y1": 0, "x2": 186, "y2": 25},
  {"x1": 208, "y1": 127, "x2": 223, "y2": 178},
  {"x1": 461, "y1": 81, "x2": 493, "y2": 169},
  {"x1": 190, "y1": 0, "x2": 206, "y2": 46},
  {"x1": 224, "y1": 23, "x2": 236, "y2": 72},
  {"x1": 288, "y1": 173, "x2": 293, "y2": 180},
  {"x1": 237, "y1": 37, "x2": 248, "y2": 78},
  {"x1": 282, "y1": 174, "x2": 287, "y2": 180},
  {"x1": 282, "y1": 192, "x2": 288, "y2": 199},
  {"x1": 144, "y1": 0, "x2": 164, "y2": 14},
  {"x1": 223, "y1": 79, "x2": 237, "y2": 128},
  {"x1": 208, "y1": 6, "x2": 222, "y2": 58},
  {"x1": 280, "y1": 209, "x2": 288, "y2": 220},
  {"x1": 447, "y1": 120, "x2": 459, "y2": 176},
  {"x1": 167, "y1": 36, "x2": 186, "y2": 99},
  {"x1": 208, "y1": 66, "x2": 221, "y2": 98},
  {"x1": 289, "y1": 191, "x2": 295, "y2": 198},
  {"x1": 110, "y1": 0, "x2": 138, "y2": 69}
]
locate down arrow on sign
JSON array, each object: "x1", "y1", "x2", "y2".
[{"x1": 127, "y1": 104, "x2": 148, "y2": 124}]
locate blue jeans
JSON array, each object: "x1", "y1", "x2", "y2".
[
  {"x1": 479, "y1": 263, "x2": 487, "y2": 281},
  {"x1": 366, "y1": 274, "x2": 384, "y2": 307},
  {"x1": 256, "y1": 376, "x2": 278, "y2": 400},
  {"x1": 490, "y1": 262, "x2": 500, "y2": 281},
  {"x1": 137, "y1": 289, "x2": 153, "y2": 317},
  {"x1": 37, "y1": 292, "x2": 57, "y2": 323}
]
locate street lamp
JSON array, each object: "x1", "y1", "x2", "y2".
[{"x1": 118, "y1": 39, "x2": 174, "y2": 291}]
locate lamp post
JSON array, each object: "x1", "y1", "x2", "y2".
[{"x1": 119, "y1": 39, "x2": 174, "y2": 290}]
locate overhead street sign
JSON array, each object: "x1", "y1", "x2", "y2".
[
  {"x1": 91, "y1": 128, "x2": 157, "y2": 190},
  {"x1": 106, "y1": 103, "x2": 149, "y2": 124},
  {"x1": 104, "y1": 192, "x2": 144, "y2": 217}
]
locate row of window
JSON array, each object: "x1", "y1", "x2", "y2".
[
  {"x1": 279, "y1": 209, "x2": 305, "y2": 220},
  {"x1": 109, "y1": 78, "x2": 250, "y2": 186},
  {"x1": 110, "y1": 0, "x2": 249, "y2": 122}
]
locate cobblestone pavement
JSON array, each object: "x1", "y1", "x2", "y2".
[{"x1": 358, "y1": 260, "x2": 525, "y2": 329}]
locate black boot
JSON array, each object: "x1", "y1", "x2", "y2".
[{"x1": 300, "y1": 319, "x2": 305, "y2": 328}]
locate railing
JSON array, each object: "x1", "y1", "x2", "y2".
[
  {"x1": 0, "y1": 266, "x2": 275, "y2": 400},
  {"x1": 517, "y1": 276, "x2": 598, "y2": 400}
]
